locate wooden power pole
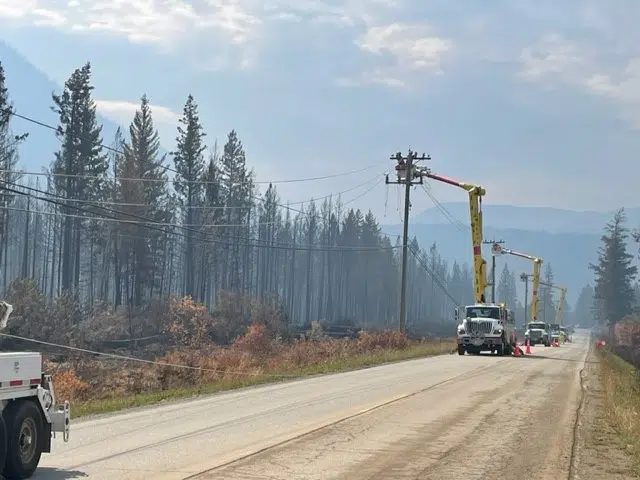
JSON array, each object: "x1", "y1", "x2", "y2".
[{"x1": 385, "y1": 150, "x2": 430, "y2": 333}]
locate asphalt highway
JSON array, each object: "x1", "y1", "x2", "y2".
[{"x1": 37, "y1": 332, "x2": 589, "y2": 479}]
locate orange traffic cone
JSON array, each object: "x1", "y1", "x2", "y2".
[
  {"x1": 512, "y1": 344, "x2": 519, "y2": 357},
  {"x1": 525, "y1": 340, "x2": 531, "y2": 354}
]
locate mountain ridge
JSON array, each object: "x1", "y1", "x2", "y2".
[{"x1": 414, "y1": 202, "x2": 640, "y2": 234}]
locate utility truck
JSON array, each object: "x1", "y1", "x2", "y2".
[
  {"x1": 524, "y1": 321, "x2": 551, "y2": 347},
  {"x1": 455, "y1": 303, "x2": 517, "y2": 355},
  {"x1": 0, "y1": 301, "x2": 70, "y2": 479}
]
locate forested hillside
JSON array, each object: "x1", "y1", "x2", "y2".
[{"x1": 0, "y1": 61, "x2": 477, "y2": 345}]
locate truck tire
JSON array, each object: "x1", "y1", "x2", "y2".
[
  {"x1": 496, "y1": 343, "x2": 505, "y2": 356},
  {"x1": 457, "y1": 346, "x2": 465, "y2": 355},
  {"x1": 3, "y1": 400, "x2": 44, "y2": 480}
]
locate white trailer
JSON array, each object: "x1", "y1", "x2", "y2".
[{"x1": 0, "y1": 302, "x2": 70, "y2": 479}]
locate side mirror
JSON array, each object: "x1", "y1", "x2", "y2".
[{"x1": 454, "y1": 308, "x2": 459, "y2": 322}]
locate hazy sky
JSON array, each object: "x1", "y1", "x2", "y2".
[{"x1": 1, "y1": 0, "x2": 639, "y2": 220}]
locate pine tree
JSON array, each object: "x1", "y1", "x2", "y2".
[
  {"x1": 0, "y1": 60, "x2": 26, "y2": 283},
  {"x1": 589, "y1": 208, "x2": 637, "y2": 323},
  {"x1": 172, "y1": 94, "x2": 206, "y2": 297},
  {"x1": 117, "y1": 94, "x2": 172, "y2": 306},
  {"x1": 496, "y1": 264, "x2": 517, "y2": 308},
  {"x1": 51, "y1": 62, "x2": 108, "y2": 292},
  {"x1": 218, "y1": 130, "x2": 254, "y2": 291}
]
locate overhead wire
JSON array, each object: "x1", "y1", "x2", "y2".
[
  {"x1": 421, "y1": 184, "x2": 468, "y2": 232},
  {"x1": 0, "y1": 332, "x2": 301, "y2": 377},
  {"x1": 1, "y1": 183, "x2": 399, "y2": 252},
  {"x1": 3, "y1": 106, "x2": 393, "y2": 238},
  {"x1": 2, "y1": 107, "x2": 385, "y2": 185},
  {"x1": 409, "y1": 244, "x2": 461, "y2": 306}
]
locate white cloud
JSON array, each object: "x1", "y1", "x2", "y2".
[
  {"x1": 518, "y1": 31, "x2": 640, "y2": 128},
  {"x1": 95, "y1": 99, "x2": 180, "y2": 125},
  {"x1": 0, "y1": 0, "x2": 398, "y2": 70},
  {"x1": 343, "y1": 22, "x2": 453, "y2": 88},
  {"x1": 518, "y1": 34, "x2": 585, "y2": 82}
]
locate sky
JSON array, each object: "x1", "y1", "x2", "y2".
[{"x1": 0, "y1": 0, "x2": 639, "y2": 221}]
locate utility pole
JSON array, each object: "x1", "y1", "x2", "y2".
[
  {"x1": 484, "y1": 239, "x2": 505, "y2": 303},
  {"x1": 520, "y1": 273, "x2": 530, "y2": 330},
  {"x1": 386, "y1": 150, "x2": 430, "y2": 333}
]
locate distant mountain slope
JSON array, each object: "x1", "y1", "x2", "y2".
[
  {"x1": 1, "y1": 41, "x2": 128, "y2": 171},
  {"x1": 380, "y1": 223, "x2": 630, "y2": 306},
  {"x1": 415, "y1": 202, "x2": 640, "y2": 234}
]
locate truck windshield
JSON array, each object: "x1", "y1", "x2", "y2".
[
  {"x1": 528, "y1": 323, "x2": 546, "y2": 330},
  {"x1": 465, "y1": 307, "x2": 500, "y2": 319}
]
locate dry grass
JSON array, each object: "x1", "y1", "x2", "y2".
[
  {"x1": 596, "y1": 347, "x2": 640, "y2": 473},
  {"x1": 47, "y1": 328, "x2": 455, "y2": 418}
]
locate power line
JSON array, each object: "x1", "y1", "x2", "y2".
[
  {"x1": 0, "y1": 332, "x2": 300, "y2": 377},
  {"x1": 1, "y1": 184, "x2": 399, "y2": 253},
  {"x1": 3, "y1": 106, "x2": 394, "y2": 237},
  {"x1": 4, "y1": 106, "x2": 398, "y2": 247},
  {"x1": 2, "y1": 107, "x2": 385, "y2": 185},
  {"x1": 2, "y1": 171, "x2": 383, "y2": 210},
  {"x1": 421, "y1": 184, "x2": 468, "y2": 232},
  {"x1": 0, "y1": 205, "x2": 281, "y2": 229},
  {"x1": 409, "y1": 244, "x2": 461, "y2": 306},
  {"x1": 2, "y1": 166, "x2": 384, "y2": 186}
]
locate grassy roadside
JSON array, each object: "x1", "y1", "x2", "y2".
[
  {"x1": 71, "y1": 340, "x2": 455, "y2": 418},
  {"x1": 596, "y1": 347, "x2": 640, "y2": 473}
]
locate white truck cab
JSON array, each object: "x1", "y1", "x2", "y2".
[
  {"x1": 455, "y1": 303, "x2": 517, "y2": 356},
  {"x1": 525, "y1": 321, "x2": 551, "y2": 347},
  {"x1": 0, "y1": 302, "x2": 70, "y2": 479}
]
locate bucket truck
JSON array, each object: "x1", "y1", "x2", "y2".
[
  {"x1": 537, "y1": 280, "x2": 569, "y2": 343},
  {"x1": 400, "y1": 163, "x2": 516, "y2": 356},
  {"x1": 490, "y1": 243, "x2": 547, "y2": 346},
  {"x1": 0, "y1": 301, "x2": 71, "y2": 479}
]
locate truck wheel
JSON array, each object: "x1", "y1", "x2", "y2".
[
  {"x1": 496, "y1": 343, "x2": 505, "y2": 356},
  {"x1": 457, "y1": 346, "x2": 465, "y2": 355},
  {"x1": 3, "y1": 400, "x2": 44, "y2": 480}
]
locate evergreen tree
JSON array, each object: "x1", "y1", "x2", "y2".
[
  {"x1": 218, "y1": 130, "x2": 254, "y2": 291},
  {"x1": 589, "y1": 208, "x2": 637, "y2": 323},
  {"x1": 573, "y1": 284, "x2": 594, "y2": 326},
  {"x1": 118, "y1": 94, "x2": 172, "y2": 306},
  {"x1": 51, "y1": 62, "x2": 108, "y2": 292},
  {"x1": 172, "y1": 94, "x2": 206, "y2": 297},
  {"x1": 0, "y1": 60, "x2": 26, "y2": 283},
  {"x1": 496, "y1": 264, "x2": 517, "y2": 308}
]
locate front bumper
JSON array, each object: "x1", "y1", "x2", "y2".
[{"x1": 457, "y1": 335, "x2": 502, "y2": 348}]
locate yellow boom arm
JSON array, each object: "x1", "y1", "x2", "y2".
[
  {"x1": 492, "y1": 244, "x2": 542, "y2": 321},
  {"x1": 424, "y1": 172, "x2": 487, "y2": 303},
  {"x1": 538, "y1": 280, "x2": 568, "y2": 325}
]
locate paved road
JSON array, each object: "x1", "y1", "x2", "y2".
[{"x1": 37, "y1": 332, "x2": 589, "y2": 479}]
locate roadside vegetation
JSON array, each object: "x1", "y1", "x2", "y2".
[
  {"x1": 587, "y1": 209, "x2": 640, "y2": 472},
  {"x1": 13, "y1": 295, "x2": 454, "y2": 417},
  {"x1": 596, "y1": 343, "x2": 640, "y2": 473}
]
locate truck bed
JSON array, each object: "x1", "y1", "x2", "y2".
[{"x1": 0, "y1": 352, "x2": 42, "y2": 396}]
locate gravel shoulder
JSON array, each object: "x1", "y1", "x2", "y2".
[{"x1": 571, "y1": 346, "x2": 640, "y2": 480}]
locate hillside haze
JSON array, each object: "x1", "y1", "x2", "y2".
[{"x1": 385, "y1": 203, "x2": 640, "y2": 305}]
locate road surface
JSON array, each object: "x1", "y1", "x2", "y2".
[{"x1": 37, "y1": 333, "x2": 589, "y2": 479}]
